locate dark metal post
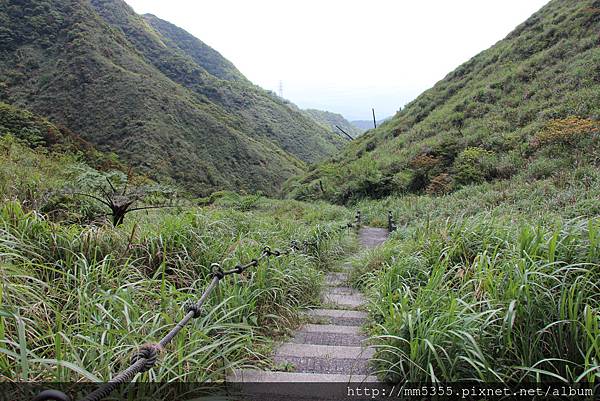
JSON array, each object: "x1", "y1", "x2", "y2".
[
  {"x1": 355, "y1": 210, "x2": 361, "y2": 227},
  {"x1": 388, "y1": 211, "x2": 397, "y2": 232},
  {"x1": 372, "y1": 108, "x2": 377, "y2": 129}
]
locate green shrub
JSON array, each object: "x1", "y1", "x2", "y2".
[{"x1": 453, "y1": 146, "x2": 496, "y2": 185}]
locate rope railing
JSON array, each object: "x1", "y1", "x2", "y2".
[{"x1": 33, "y1": 216, "x2": 359, "y2": 401}]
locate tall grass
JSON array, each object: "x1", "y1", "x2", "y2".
[
  {"x1": 351, "y1": 213, "x2": 599, "y2": 383},
  {"x1": 0, "y1": 196, "x2": 352, "y2": 383}
]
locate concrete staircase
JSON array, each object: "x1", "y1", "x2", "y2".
[{"x1": 229, "y1": 227, "x2": 389, "y2": 395}]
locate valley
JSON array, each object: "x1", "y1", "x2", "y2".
[{"x1": 0, "y1": 0, "x2": 599, "y2": 400}]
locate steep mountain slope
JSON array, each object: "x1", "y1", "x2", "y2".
[
  {"x1": 303, "y1": 108, "x2": 363, "y2": 138},
  {"x1": 0, "y1": 102, "x2": 123, "y2": 170},
  {"x1": 0, "y1": 0, "x2": 344, "y2": 196},
  {"x1": 287, "y1": 0, "x2": 600, "y2": 203},
  {"x1": 142, "y1": 14, "x2": 246, "y2": 83}
]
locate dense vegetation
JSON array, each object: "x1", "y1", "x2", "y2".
[
  {"x1": 0, "y1": 137, "x2": 356, "y2": 385},
  {"x1": 349, "y1": 164, "x2": 600, "y2": 383},
  {"x1": 303, "y1": 109, "x2": 363, "y2": 139},
  {"x1": 0, "y1": 102, "x2": 125, "y2": 172},
  {"x1": 287, "y1": 0, "x2": 600, "y2": 204},
  {"x1": 0, "y1": 0, "x2": 345, "y2": 196}
]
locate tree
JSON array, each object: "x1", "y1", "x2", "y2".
[{"x1": 73, "y1": 174, "x2": 174, "y2": 227}]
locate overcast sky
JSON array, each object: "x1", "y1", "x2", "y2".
[{"x1": 125, "y1": 0, "x2": 550, "y2": 121}]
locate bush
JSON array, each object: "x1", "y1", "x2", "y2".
[
  {"x1": 453, "y1": 146, "x2": 496, "y2": 185},
  {"x1": 359, "y1": 217, "x2": 600, "y2": 383},
  {"x1": 426, "y1": 173, "x2": 454, "y2": 195},
  {"x1": 531, "y1": 116, "x2": 600, "y2": 148}
]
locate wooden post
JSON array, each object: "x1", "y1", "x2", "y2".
[{"x1": 372, "y1": 108, "x2": 377, "y2": 129}]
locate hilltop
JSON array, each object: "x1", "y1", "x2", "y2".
[
  {"x1": 287, "y1": 0, "x2": 600, "y2": 203},
  {"x1": 0, "y1": 0, "x2": 345, "y2": 196}
]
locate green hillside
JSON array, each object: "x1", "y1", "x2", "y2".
[
  {"x1": 303, "y1": 108, "x2": 363, "y2": 138},
  {"x1": 0, "y1": 0, "x2": 344, "y2": 196},
  {"x1": 287, "y1": 0, "x2": 600, "y2": 203},
  {"x1": 0, "y1": 102, "x2": 123, "y2": 171}
]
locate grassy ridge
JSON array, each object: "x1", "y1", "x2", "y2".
[
  {"x1": 287, "y1": 0, "x2": 600, "y2": 203},
  {"x1": 303, "y1": 109, "x2": 363, "y2": 139}
]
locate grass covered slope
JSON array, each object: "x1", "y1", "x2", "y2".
[
  {"x1": 142, "y1": 14, "x2": 248, "y2": 83},
  {"x1": 0, "y1": 0, "x2": 344, "y2": 196},
  {"x1": 288, "y1": 0, "x2": 600, "y2": 203},
  {"x1": 0, "y1": 102, "x2": 125, "y2": 172}
]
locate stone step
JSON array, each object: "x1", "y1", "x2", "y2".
[
  {"x1": 307, "y1": 309, "x2": 367, "y2": 326},
  {"x1": 328, "y1": 286, "x2": 359, "y2": 295},
  {"x1": 300, "y1": 323, "x2": 362, "y2": 334},
  {"x1": 228, "y1": 369, "x2": 378, "y2": 383},
  {"x1": 340, "y1": 262, "x2": 354, "y2": 271},
  {"x1": 322, "y1": 293, "x2": 365, "y2": 310},
  {"x1": 273, "y1": 343, "x2": 374, "y2": 375},
  {"x1": 325, "y1": 272, "x2": 348, "y2": 286},
  {"x1": 292, "y1": 324, "x2": 367, "y2": 346},
  {"x1": 359, "y1": 227, "x2": 389, "y2": 248}
]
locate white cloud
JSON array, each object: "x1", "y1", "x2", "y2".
[{"x1": 125, "y1": 0, "x2": 550, "y2": 120}]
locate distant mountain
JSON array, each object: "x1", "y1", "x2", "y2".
[
  {"x1": 303, "y1": 109, "x2": 362, "y2": 139},
  {"x1": 0, "y1": 0, "x2": 345, "y2": 196},
  {"x1": 350, "y1": 119, "x2": 390, "y2": 133},
  {"x1": 287, "y1": 0, "x2": 600, "y2": 203}
]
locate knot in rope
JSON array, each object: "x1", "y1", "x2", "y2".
[
  {"x1": 184, "y1": 300, "x2": 202, "y2": 318},
  {"x1": 262, "y1": 245, "x2": 272, "y2": 256},
  {"x1": 211, "y1": 263, "x2": 225, "y2": 279},
  {"x1": 130, "y1": 343, "x2": 161, "y2": 372}
]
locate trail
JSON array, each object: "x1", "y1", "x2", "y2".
[{"x1": 229, "y1": 227, "x2": 389, "y2": 392}]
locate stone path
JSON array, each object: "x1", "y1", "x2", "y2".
[{"x1": 229, "y1": 227, "x2": 388, "y2": 388}]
